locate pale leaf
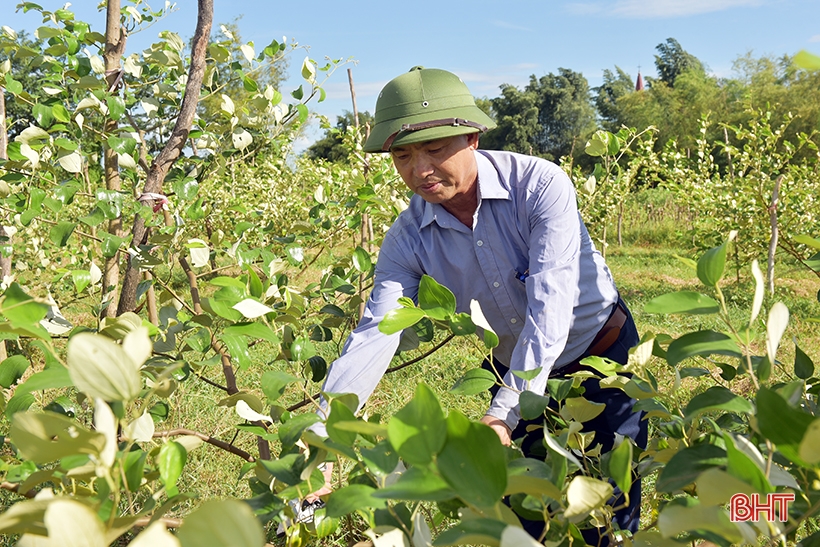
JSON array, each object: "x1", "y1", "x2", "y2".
[
  {"x1": 130, "y1": 521, "x2": 180, "y2": 547},
  {"x1": 750, "y1": 260, "x2": 764, "y2": 325},
  {"x1": 44, "y1": 499, "x2": 106, "y2": 547},
  {"x1": 240, "y1": 44, "x2": 255, "y2": 62},
  {"x1": 58, "y1": 152, "x2": 83, "y2": 173},
  {"x1": 232, "y1": 298, "x2": 274, "y2": 319},
  {"x1": 235, "y1": 400, "x2": 272, "y2": 423},
  {"x1": 94, "y1": 399, "x2": 117, "y2": 470},
  {"x1": 564, "y1": 476, "x2": 613, "y2": 522},
  {"x1": 412, "y1": 512, "x2": 433, "y2": 547},
  {"x1": 766, "y1": 302, "x2": 789, "y2": 366},
  {"x1": 500, "y1": 525, "x2": 541, "y2": 547},
  {"x1": 188, "y1": 238, "x2": 210, "y2": 268},
  {"x1": 126, "y1": 412, "x2": 156, "y2": 444}
]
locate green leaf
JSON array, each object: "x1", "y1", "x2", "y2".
[
  {"x1": 259, "y1": 453, "x2": 304, "y2": 486},
  {"x1": 519, "y1": 390, "x2": 550, "y2": 421},
  {"x1": 438, "y1": 410, "x2": 507, "y2": 509},
  {"x1": 172, "y1": 178, "x2": 199, "y2": 201},
  {"x1": 418, "y1": 275, "x2": 456, "y2": 320},
  {"x1": 123, "y1": 450, "x2": 147, "y2": 492},
  {"x1": 224, "y1": 322, "x2": 279, "y2": 345},
  {"x1": 666, "y1": 330, "x2": 741, "y2": 367},
  {"x1": 277, "y1": 413, "x2": 320, "y2": 448},
  {"x1": 33, "y1": 103, "x2": 54, "y2": 128},
  {"x1": 326, "y1": 484, "x2": 387, "y2": 518},
  {"x1": 14, "y1": 366, "x2": 72, "y2": 396},
  {"x1": 379, "y1": 307, "x2": 426, "y2": 335},
  {"x1": 684, "y1": 386, "x2": 753, "y2": 419},
  {"x1": 723, "y1": 433, "x2": 772, "y2": 494},
  {"x1": 290, "y1": 336, "x2": 316, "y2": 361},
  {"x1": 10, "y1": 411, "x2": 106, "y2": 464},
  {"x1": 158, "y1": 441, "x2": 186, "y2": 496},
  {"x1": 52, "y1": 103, "x2": 71, "y2": 123},
  {"x1": 756, "y1": 387, "x2": 814, "y2": 463},
  {"x1": 697, "y1": 241, "x2": 728, "y2": 288},
  {"x1": 448, "y1": 312, "x2": 476, "y2": 336},
  {"x1": 4, "y1": 74, "x2": 23, "y2": 95},
  {"x1": 71, "y1": 270, "x2": 92, "y2": 293},
  {"x1": 220, "y1": 334, "x2": 250, "y2": 370},
  {"x1": 450, "y1": 368, "x2": 496, "y2": 396},
  {"x1": 260, "y1": 370, "x2": 300, "y2": 402},
  {"x1": 361, "y1": 440, "x2": 400, "y2": 474},
  {"x1": 1, "y1": 284, "x2": 49, "y2": 328},
  {"x1": 585, "y1": 130, "x2": 609, "y2": 157},
  {"x1": 387, "y1": 384, "x2": 446, "y2": 466},
  {"x1": 658, "y1": 500, "x2": 743, "y2": 545},
  {"x1": 352, "y1": 246, "x2": 371, "y2": 273},
  {"x1": 547, "y1": 377, "x2": 574, "y2": 402},
  {"x1": 107, "y1": 135, "x2": 137, "y2": 155},
  {"x1": 49, "y1": 221, "x2": 76, "y2": 246},
  {"x1": 564, "y1": 475, "x2": 614, "y2": 523},
  {"x1": 433, "y1": 518, "x2": 506, "y2": 547},
  {"x1": 0, "y1": 355, "x2": 29, "y2": 388},
  {"x1": 795, "y1": 50, "x2": 820, "y2": 71},
  {"x1": 656, "y1": 442, "x2": 726, "y2": 492},
  {"x1": 326, "y1": 399, "x2": 358, "y2": 446},
  {"x1": 644, "y1": 291, "x2": 720, "y2": 315},
  {"x1": 608, "y1": 438, "x2": 633, "y2": 494},
  {"x1": 177, "y1": 500, "x2": 265, "y2": 547},
  {"x1": 795, "y1": 343, "x2": 815, "y2": 379},
  {"x1": 67, "y1": 332, "x2": 141, "y2": 403},
  {"x1": 373, "y1": 466, "x2": 455, "y2": 501}
]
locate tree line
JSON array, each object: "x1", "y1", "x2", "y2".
[{"x1": 310, "y1": 38, "x2": 820, "y2": 172}]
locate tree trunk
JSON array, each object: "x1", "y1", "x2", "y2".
[
  {"x1": 767, "y1": 176, "x2": 783, "y2": 295},
  {"x1": 100, "y1": 0, "x2": 126, "y2": 318},
  {"x1": 117, "y1": 0, "x2": 214, "y2": 314},
  {"x1": 0, "y1": 83, "x2": 9, "y2": 360}
]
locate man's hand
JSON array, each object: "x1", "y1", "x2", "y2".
[
  {"x1": 480, "y1": 415, "x2": 512, "y2": 446},
  {"x1": 305, "y1": 462, "x2": 333, "y2": 503}
]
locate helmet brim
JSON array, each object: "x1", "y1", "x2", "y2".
[{"x1": 363, "y1": 105, "x2": 496, "y2": 153}]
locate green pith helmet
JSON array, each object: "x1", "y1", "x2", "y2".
[{"x1": 363, "y1": 66, "x2": 497, "y2": 153}]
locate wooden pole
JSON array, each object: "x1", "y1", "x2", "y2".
[
  {"x1": 767, "y1": 176, "x2": 783, "y2": 295},
  {"x1": 349, "y1": 69, "x2": 369, "y2": 321}
]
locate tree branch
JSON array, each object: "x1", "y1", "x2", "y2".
[
  {"x1": 152, "y1": 428, "x2": 254, "y2": 462},
  {"x1": 118, "y1": 0, "x2": 214, "y2": 314}
]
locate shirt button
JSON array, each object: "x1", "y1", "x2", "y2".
[
  {"x1": 510, "y1": 318, "x2": 517, "y2": 324},
  {"x1": 476, "y1": 240, "x2": 484, "y2": 246},
  {"x1": 493, "y1": 282, "x2": 500, "y2": 288}
]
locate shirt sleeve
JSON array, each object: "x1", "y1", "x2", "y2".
[
  {"x1": 309, "y1": 232, "x2": 421, "y2": 437},
  {"x1": 484, "y1": 167, "x2": 582, "y2": 432}
]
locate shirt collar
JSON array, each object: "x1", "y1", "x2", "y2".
[{"x1": 418, "y1": 150, "x2": 511, "y2": 229}]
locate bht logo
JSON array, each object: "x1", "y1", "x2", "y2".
[{"x1": 729, "y1": 493, "x2": 795, "y2": 522}]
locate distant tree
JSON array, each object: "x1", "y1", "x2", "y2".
[
  {"x1": 306, "y1": 110, "x2": 373, "y2": 162},
  {"x1": 1, "y1": 31, "x2": 46, "y2": 139},
  {"x1": 654, "y1": 37, "x2": 704, "y2": 87},
  {"x1": 594, "y1": 66, "x2": 635, "y2": 131},
  {"x1": 529, "y1": 68, "x2": 598, "y2": 162},
  {"x1": 482, "y1": 69, "x2": 596, "y2": 163},
  {"x1": 480, "y1": 84, "x2": 540, "y2": 154}
]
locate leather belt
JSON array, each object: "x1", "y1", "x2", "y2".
[{"x1": 555, "y1": 300, "x2": 628, "y2": 376}]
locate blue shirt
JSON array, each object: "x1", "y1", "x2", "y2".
[{"x1": 315, "y1": 150, "x2": 619, "y2": 433}]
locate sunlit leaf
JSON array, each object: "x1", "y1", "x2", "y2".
[
  {"x1": 564, "y1": 476, "x2": 613, "y2": 522},
  {"x1": 387, "y1": 384, "x2": 446, "y2": 466},
  {"x1": 177, "y1": 500, "x2": 264, "y2": 547},
  {"x1": 766, "y1": 302, "x2": 789, "y2": 367},
  {"x1": 644, "y1": 291, "x2": 719, "y2": 315}
]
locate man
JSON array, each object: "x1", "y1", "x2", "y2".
[{"x1": 309, "y1": 66, "x2": 645, "y2": 543}]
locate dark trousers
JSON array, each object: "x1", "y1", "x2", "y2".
[{"x1": 483, "y1": 299, "x2": 645, "y2": 546}]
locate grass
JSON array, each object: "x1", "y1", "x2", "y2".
[{"x1": 2, "y1": 207, "x2": 820, "y2": 545}]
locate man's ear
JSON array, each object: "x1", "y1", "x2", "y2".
[{"x1": 466, "y1": 132, "x2": 480, "y2": 149}]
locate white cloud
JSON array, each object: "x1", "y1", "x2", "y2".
[
  {"x1": 567, "y1": 0, "x2": 764, "y2": 18},
  {"x1": 612, "y1": 0, "x2": 764, "y2": 18},
  {"x1": 492, "y1": 20, "x2": 533, "y2": 32},
  {"x1": 810, "y1": 34, "x2": 820, "y2": 43}
]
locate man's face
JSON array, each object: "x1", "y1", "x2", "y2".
[{"x1": 390, "y1": 133, "x2": 479, "y2": 207}]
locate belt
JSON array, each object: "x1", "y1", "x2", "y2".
[{"x1": 555, "y1": 300, "x2": 628, "y2": 376}]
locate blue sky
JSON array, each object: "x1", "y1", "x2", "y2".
[{"x1": 6, "y1": 0, "x2": 820, "y2": 147}]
